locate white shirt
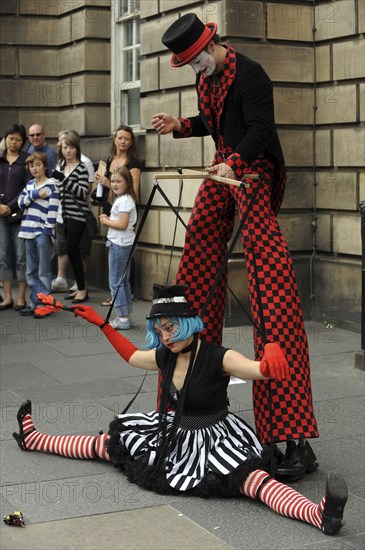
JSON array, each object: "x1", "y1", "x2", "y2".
[{"x1": 107, "y1": 194, "x2": 137, "y2": 246}]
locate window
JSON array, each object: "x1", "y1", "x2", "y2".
[{"x1": 111, "y1": 0, "x2": 140, "y2": 129}]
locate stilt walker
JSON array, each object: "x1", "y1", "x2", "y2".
[{"x1": 152, "y1": 13, "x2": 319, "y2": 479}]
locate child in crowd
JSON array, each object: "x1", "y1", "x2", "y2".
[
  {"x1": 99, "y1": 166, "x2": 137, "y2": 330},
  {"x1": 18, "y1": 152, "x2": 59, "y2": 318}
]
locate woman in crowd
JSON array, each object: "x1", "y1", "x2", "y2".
[
  {"x1": 13, "y1": 285, "x2": 347, "y2": 537},
  {"x1": 51, "y1": 129, "x2": 96, "y2": 294},
  {"x1": 95, "y1": 124, "x2": 142, "y2": 306},
  {"x1": 0, "y1": 123, "x2": 30, "y2": 310},
  {"x1": 96, "y1": 124, "x2": 142, "y2": 213},
  {"x1": 55, "y1": 133, "x2": 89, "y2": 303}
]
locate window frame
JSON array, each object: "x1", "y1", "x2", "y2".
[{"x1": 111, "y1": 0, "x2": 141, "y2": 129}]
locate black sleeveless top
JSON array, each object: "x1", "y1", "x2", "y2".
[{"x1": 156, "y1": 340, "x2": 230, "y2": 414}]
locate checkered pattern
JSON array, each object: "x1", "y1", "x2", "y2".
[
  {"x1": 234, "y1": 162, "x2": 318, "y2": 443},
  {"x1": 174, "y1": 118, "x2": 192, "y2": 139},
  {"x1": 197, "y1": 45, "x2": 236, "y2": 146},
  {"x1": 177, "y1": 162, "x2": 318, "y2": 444},
  {"x1": 169, "y1": 45, "x2": 318, "y2": 444}
]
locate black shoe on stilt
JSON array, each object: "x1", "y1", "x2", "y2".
[
  {"x1": 261, "y1": 443, "x2": 284, "y2": 475},
  {"x1": 275, "y1": 437, "x2": 319, "y2": 481},
  {"x1": 321, "y1": 472, "x2": 348, "y2": 535},
  {"x1": 12, "y1": 399, "x2": 35, "y2": 451}
]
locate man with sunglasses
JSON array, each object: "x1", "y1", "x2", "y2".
[{"x1": 27, "y1": 124, "x2": 57, "y2": 177}]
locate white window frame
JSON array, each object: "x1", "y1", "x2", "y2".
[{"x1": 111, "y1": 0, "x2": 141, "y2": 130}]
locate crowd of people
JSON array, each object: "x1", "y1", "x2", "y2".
[{"x1": 0, "y1": 122, "x2": 141, "y2": 326}]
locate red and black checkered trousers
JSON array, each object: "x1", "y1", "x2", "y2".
[{"x1": 176, "y1": 159, "x2": 319, "y2": 445}]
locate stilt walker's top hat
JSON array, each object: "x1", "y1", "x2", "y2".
[
  {"x1": 146, "y1": 284, "x2": 197, "y2": 319},
  {"x1": 161, "y1": 13, "x2": 217, "y2": 68}
]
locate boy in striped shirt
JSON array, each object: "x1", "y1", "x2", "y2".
[{"x1": 18, "y1": 153, "x2": 59, "y2": 318}]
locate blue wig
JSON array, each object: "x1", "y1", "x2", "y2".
[{"x1": 146, "y1": 316, "x2": 204, "y2": 349}]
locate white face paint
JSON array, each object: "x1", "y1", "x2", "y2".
[{"x1": 189, "y1": 50, "x2": 216, "y2": 76}]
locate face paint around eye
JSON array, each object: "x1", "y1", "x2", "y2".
[{"x1": 190, "y1": 50, "x2": 216, "y2": 76}]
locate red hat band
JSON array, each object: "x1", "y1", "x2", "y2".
[
  {"x1": 162, "y1": 13, "x2": 217, "y2": 68},
  {"x1": 172, "y1": 25, "x2": 215, "y2": 66}
]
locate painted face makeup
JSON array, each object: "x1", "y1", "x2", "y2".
[{"x1": 189, "y1": 50, "x2": 216, "y2": 76}]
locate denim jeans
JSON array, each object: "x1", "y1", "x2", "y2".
[
  {"x1": 25, "y1": 233, "x2": 53, "y2": 308},
  {"x1": 0, "y1": 218, "x2": 26, "y2": 282},
  {"x1": 107, "y1": 241, "x2": 133, "y2": 317}
]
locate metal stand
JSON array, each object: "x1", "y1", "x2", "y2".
[{"x1": 104, "y1": 168, "x2": 258, "y2": 325}]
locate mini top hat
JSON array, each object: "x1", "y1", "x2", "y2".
[
  {"x1": 146, "y1": 284, "x2": 197, "y2": 319},
  {"x1": 161, "y1": 13, "x2": 217, "y2": 68}
]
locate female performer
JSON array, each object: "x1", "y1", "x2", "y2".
[{"x1": 13, "y1": 285, "x2": 347, "y2": 536}]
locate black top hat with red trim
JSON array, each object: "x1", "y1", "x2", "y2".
[
  {"x1": 146, "y1": 284, "x2": 197, "y2": 319},
  {"x1": 161, "y1": 13, "x2": 217, "y2": 68}
]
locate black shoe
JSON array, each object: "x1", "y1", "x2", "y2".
[
  {"x1": 72, "y1": 292, "x2": 89, "y2": 304},
  {"x1": 19, "y1": 306, "x2": 35, "y2": 316},
  {"x1": 0, "y1": 300, "x2": 13, "y2": 311},
  {"x1": 321, "y1": 472, "x2": 348, "y2": 535},
  {"x1": 64, "y1": 292, "x2": 78, "y2": 300},
  {"x1": 13, "y1": 303, "x2": 27, "y2": 311},
  {"x1": 12, "y1": 400, "x2": 34, "y2": 451},
  {"x1": 261, "y1": 443, "x2": 284, "y2": 474},
  {"x1": 276, "y1": 438, "x2": 319, "y2": 481}
]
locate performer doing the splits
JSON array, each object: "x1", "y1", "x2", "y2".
[
  {"x1": 152, "y1": 13, "x2": 318, "y2": 479},
  {"x1": 13, "y1": 285, "x2": 347, "y2": 536}
]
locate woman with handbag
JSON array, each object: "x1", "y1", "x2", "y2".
[
  {"x1": 0, "y1": 123, "x2": 30, "y2": 310},
  {"x1": 55, "y1": 133, "x2": 89, "y2": 304},
  {"x1": 95, "y1": 125, "x2": 142, "y2": 307},
  {"x1": 95, "y1": 124, "x2": 142, "y2": 214}
]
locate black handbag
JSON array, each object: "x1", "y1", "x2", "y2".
[
  {"x1": 85, "y1": 210, "x2": 98, "y2": 238},
  {"x1": 6, "y1": 208, "x2": 23, "y2": 224}
]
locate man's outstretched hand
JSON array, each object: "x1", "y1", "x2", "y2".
[
  {"x1": 259, "y1": 343, "x2": 289, "y2": 381},
  {"x1": 71, "y1": 305, "x2": 106, "y2": 327},
  {"x1": 151, "y1": 112, "x2": 181, "y2": 134}
]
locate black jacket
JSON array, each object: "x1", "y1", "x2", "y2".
[{"x1": 188, "y1": 52, "x2": 284, "y2": 165}]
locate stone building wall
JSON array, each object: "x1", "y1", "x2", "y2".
[
  {"x1": 312, "y1": 0, "x2": 364, "y2": 330},
  {"x1": 137, "y1": 0, "x2": 364, "y2": 330},
  {"x1": 0, "y1": 0, "x2": 111, "y2": 152}
]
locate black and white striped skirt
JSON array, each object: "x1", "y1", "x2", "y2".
[{"x1": 107, "y1": 409, "x2": 264, "y2": 498}]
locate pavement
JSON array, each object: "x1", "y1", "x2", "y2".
[{"x1": 0, "y1": 286, "x2": 364, "y2": 550}]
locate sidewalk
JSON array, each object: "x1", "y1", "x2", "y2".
[{"x1": 1, "y1": 287, "x2": 364, "y2": 550}]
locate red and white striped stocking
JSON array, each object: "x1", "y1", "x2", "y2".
[
  {"x1": 21, "y1": 413, "x2": 110, "y2": 461},
  {"x1": 241, "y1": 469, "x2": 324, "y2": 529}
]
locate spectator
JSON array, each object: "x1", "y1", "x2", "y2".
[
  {"x1": 51, "y1": 129, "x2": 95, "y2": 293},
  {"x1": 0, "y1": 123, "x2": 30, "y2": 310},
  {"x1": 95, "y1": 124, "x2": 142, "y2": 215},
  {"x1": 95, "y1": 124, "x2": 142, "y2": 306},
  {"x1": 99, "y1": 166, "x2": 137, "y2": 330},
  {"x1": 27, "y1": 124, "x2": 57, "y2": 177},
  {"x1": 17, "y1": 152, "x2": 59, "y2": 318},
  {"x1": 54, "y1": 133, "x2": 89, "y2": 303}
]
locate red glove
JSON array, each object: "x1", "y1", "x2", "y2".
[
  {"x1": 101, "y1": 324, "x2": 138, "y2": 362},
  {"x1": 71, "y1": 305, "x2": 138, "y2": 362},
  {"x1": 71, "y1": 305, "x2": 106, "y2": 327},
  {"x1": 259, "y1": 343, "x2": 289, "y2": 381}
]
